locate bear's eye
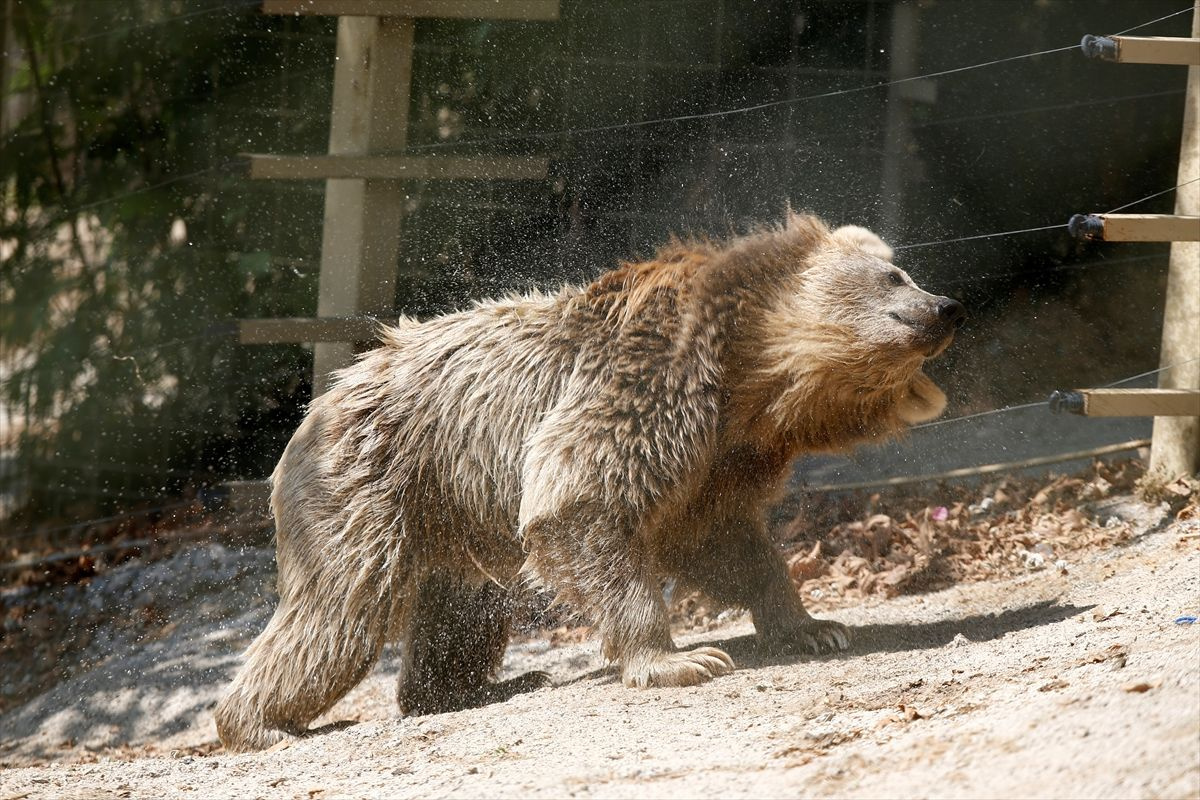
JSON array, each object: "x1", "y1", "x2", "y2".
[{"x1": 888, "y1": 271, "x2": 905, "y2": 286}]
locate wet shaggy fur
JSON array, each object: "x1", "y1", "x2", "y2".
[{"x1": 214, "y1": 213, "x2": 964, "y2": 752}]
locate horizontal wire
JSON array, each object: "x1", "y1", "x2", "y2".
[
  {"x1": 1113, "y1": 5, "x2": 1196, "y2": 35},
  {"x1": 895, "y1": 224, "x2": 1067, "y2": 252},
  {"x1": 406, "y1": 4, "x2": 1194, "y2": 153},
  {"x1": 896, "y1": 177, "x2": 1200, "y2": 252},
  {"x1": 21, "y1": 6, "x2": 1194, "y2": 222},
  {"x1": 51, "y1": 177, "x2": 1193, "y2": 363},
  {"x1": 9, "y1": 356, "x2": 1197, "y2": 548},
  {"x1": 913, "y1": 401, "x2": 1048, "y2": 430},
  {"x1": 408, "y1": 43, "x2": 1084, "y2": 152},
  {"x1": 6, "y1": 5, "x2": 1196, "y2": 544},
  {"x1": 914, "y1": 358, "x2": 1200, "y2": 431},
  {"x1": 1105, "y1": 177, "x2": 1199, "y2": 214},
  {"x1": 71, "y1": 159, "x2": 239, "y2": 213},
  {"x1": 1103, "y1": 357, "x2": 1200, "y2": 388}
]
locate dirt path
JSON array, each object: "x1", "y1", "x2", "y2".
[{"x1": 2, "y1": 506, "x2": 1198, "y2": 799}]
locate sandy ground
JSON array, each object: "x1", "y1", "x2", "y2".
[{"x1": 1, "y1": 500, "x2": 1198, "y2": 799}]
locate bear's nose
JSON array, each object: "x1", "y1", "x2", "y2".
[{"x1": 937, "y1": 298, "x2": 966, "y2": 328}]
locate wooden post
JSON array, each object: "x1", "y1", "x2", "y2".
[
  {"x1": 1151, "y1": 1, "x2": 1200, "y2": 478},
  {"x1": 879, "y1": 0, "x2": 918, "y2": 241},
  {"x1": 312, "y1": 16, "x2": 413, "y2": 396}
]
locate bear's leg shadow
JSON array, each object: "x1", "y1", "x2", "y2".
[
  {"x1": 214, "y1": 549, "x2": 395, "y2": 752},
  {"x1": 396, "y1": 570, "x2": 549, "y2": 716},
  {"x1": 667, "y1": 514, "x2": 850, "y2": 656},
  {"x1": 523, "y1": 501, "x2": 735, "y2": 689}
]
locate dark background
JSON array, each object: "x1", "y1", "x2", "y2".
[{"x1": 0, "y1": 0, "x2": 1191, "y2": 546}]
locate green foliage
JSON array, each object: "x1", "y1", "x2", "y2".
[{"x1": 0, "y1": 0, "x2": 332, "y2": 529}]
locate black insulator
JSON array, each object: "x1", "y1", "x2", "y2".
[
  {"x1": 1081, "y1": 35, "x2": 1119, "y2": 61},
  {"x1": 1048, "y1": 390, "x2": 1086, "y2": 415},
  {"x1": 1068, "y1": 213, "x2": 1105, "y2": 241}
]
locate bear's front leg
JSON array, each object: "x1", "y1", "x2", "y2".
[
  {"x1": 669, "y1": 514, "x2": 850, "y2": 656},
  {"x1": 522, "y1": 500, "x2": 735, "y2": 688}
]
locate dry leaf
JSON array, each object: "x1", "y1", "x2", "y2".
[
  {"x1": 787, "y1": 542, "x2": 824, "y2": 582},
  {"x1": 1122, "y1": 680, "x2": 1160, "y2": 694}
]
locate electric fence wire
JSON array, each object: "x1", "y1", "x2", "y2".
[
  {"x1": 21, "y1": 5, "x2": 1192, "y2": 225},
  {"x1": 7, "y1": 355, "x2": 1197, "y2": 547},
  {"x1": 405, "y1": 4, "x2": 1196, "y2": 152},
  {"x1": 4, "y1": 4, "x2": 1195, "y2": 546},
  {"x1": 894, "y1": 177, "x2": 1200, "y2": 252},
  {"x1": 101, "y1": 168, "x2": 1194, "y2": 373},
  {"x1": 914, "y1": 358, "x2": 1200, "y2": 431}
]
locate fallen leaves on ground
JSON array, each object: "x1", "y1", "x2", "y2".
[{"x1": 767, "y1": 459, "x2": 1183, "y2": 614}]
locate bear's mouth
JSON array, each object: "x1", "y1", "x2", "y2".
[{"x1": 890, "y1": 311, "x2": 956, "y2": 357}]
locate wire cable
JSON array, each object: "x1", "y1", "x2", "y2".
[
  {"x1": 895, "y1": 177, "x2": 1200, "y2": 252},
  {"x1": 913, "y1": 358, "x2": 1200, "y2": 431},
  {"x1": 406, "y1": 4, "x2": 1195, "y2": 152}
]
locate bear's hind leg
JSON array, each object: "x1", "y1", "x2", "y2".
[
  {"x1": 215, "y1": 571, "x2": 393, "y2": 752},
  {"x1": 396, "y1": 571, "x2": 549, "y2": 716}
]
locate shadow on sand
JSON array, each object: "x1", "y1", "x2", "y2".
[{"x1": 570, "y1": 599, "x2": 1090, "y2": 683}]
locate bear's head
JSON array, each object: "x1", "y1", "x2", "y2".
[
  {"x1": 745, "y1": 213, "x2": 965, "y2": 441},
  {"x1": 817, "y1": 224, "x2": 965, "y2": 360}
]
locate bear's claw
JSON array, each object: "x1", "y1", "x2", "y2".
[
  {"x1": 763, "y1": 618, "x2": 851, "y2": 656},
  {"x1": 623, "y1": 646, "x2": 736, "y2": 688}
]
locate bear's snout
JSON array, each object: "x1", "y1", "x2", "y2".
[
  {"x1": 936, "y1": 298, "x2": 966, "y2": 329},
  {"x1": 888, "y1": 293, "x2": 965, "y2": 357},
  {"x1": 917, "y1": 295, "x2": 965, "y2": 357}
]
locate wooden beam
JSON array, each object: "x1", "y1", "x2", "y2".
[
  {"x1": 1152, "y1": 2, "x2": 1200, "y2": 478},
  {"x1": 311, "y1": 16, "x2": 412, "y2": 396},
  {"x1": 1113, "y1": 36, "x2": 1200, "y2": 66},
  {"x1": 243, "y1": 154, "x2": 549, "y2": 181},
  {"x1": 261, "y1": 0, "x2": 560, "y2": 20},
  {"x1": 1069, "y1": 213, "x2": 1200, "y2": 242},
  {"x1": 1063, "y1": 389, "x2": 1200, "y2": 417},
  {"x1": 239, "y1": 317, "x2": 381, "y2": 344}
]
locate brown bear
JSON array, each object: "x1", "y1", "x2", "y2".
[{"x1": 214, "y1": 213, "x2": 964, "y2": 752}]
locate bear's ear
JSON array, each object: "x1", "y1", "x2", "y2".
[{"x1": 832, "y1": 225, "x2": 894, "y2": 261}]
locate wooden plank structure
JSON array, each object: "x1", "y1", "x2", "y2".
[
  {"x1": 243, "y1": 154, "x2": 549, "y2": 181},
  {"x1": 261, "y1": 0, "x2": 560, "y2": 20},
  {"x1": 1081, "y1": 34, "x2": 1200, "y2": 65},
  {"x1": 239, "y1": 317, "x2": 382, "y2": 344},
  {"x1": 1068, "y1": 213, "x2": 1200, "y2": 242},
  {"x1": 243, "y1": 0, "x2": 557, "y2": 396},
  {"x1": 1049, "y1": 389, "x2": 1200, "y2": 418},
  {"x1": 1062, "y1": 4, "x2": 1200, "y2": 477}
]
